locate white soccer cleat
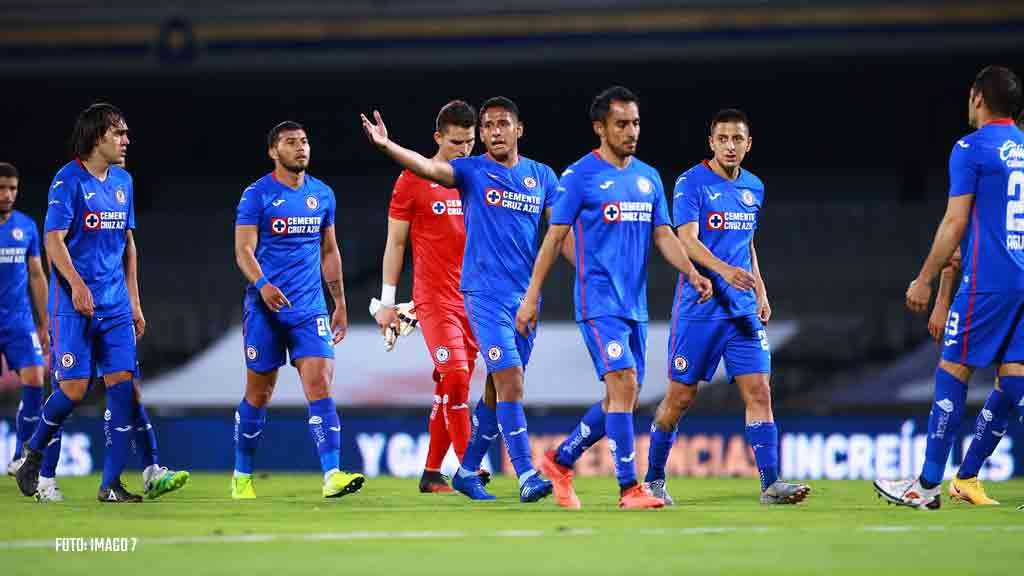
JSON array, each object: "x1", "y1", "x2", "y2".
[
  {"x1": 35, "y1": 478, "x2": 65, "y2": 503},
  {"x1": 873, "y1": 477, "x2": 941, "y2": 510},
  {"x1": 7, "y1": 456, "x2": 25, "y2": 477},
  {"x1": 648, "y1": 478, "x2": 674, "y2": 506}
]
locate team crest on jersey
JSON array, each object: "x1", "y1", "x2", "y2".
[
  {"x1": 60, "y1": 352, "x2": 76, "y2": 369},
  {"x1": 602, "y1": 203, "x2": 621, "y2": 223},
  {"x1": 246, "y1": 346, "x2": 258, "y2": 361},
  {"x1": 740, "y1": 189, "x2": 756, "y2": 206},
  {"x1": 636, "y1": 177, "x2": 652, "y2": 194},
  {"x1": 706, "y1": 212, "x2": 724, "y2": 230},
  {"x1": 306, "y1": 196, "x2": 319, "y2": 210},
  {"x1": 115, "y1": 187, "x2": 127, "y2": 204},
  {"x1": 523, "y1": 176, "x2": 537, "y2": 189},
  {"x1": 434, "y1": 346, "x2": 450, "y2": 364},
  {"x1": 606, "y1": 341, "x2": 624, "y2": 360},
  {"x1": 432, "y1": 201, "x2": 446, "y2": 215},
  {"x1": 270, "y1": 217, "x2": 287, "y2": 235},
  {"x1": 487, "y1": 346, "x2": 502, "y2": 362},
  {"x1": 673, "y1": 355, "x2": 688, "y2": 373},
  {"x1": 11, "y1": 227, "x2": 24, "y2": 241},
  {"x1": 485, "y1": 188, "x2": 503, "y2": 206},
  {"x1": 83, "y1": 212, "x2": 101, "y2": 230}
]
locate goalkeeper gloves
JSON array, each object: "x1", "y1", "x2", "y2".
[{"x1": 368, "y1": 299, "x2": 418, "y2": 351}]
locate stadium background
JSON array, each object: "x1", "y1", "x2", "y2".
[{"x1": 2, "y1": 0, "x2": 1023, "y2": 481}]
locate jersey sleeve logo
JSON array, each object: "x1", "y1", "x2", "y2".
[
  {"x1": 11, "y1": 227, "x2": 24, "y2": 241},
  {"x1": 305, "y1": 196, "x2": 319, "y2": 210},
  {"x1": 485, "y1": 188, "x2": 503, "y2": 206},
  {"x1": 84, "y1": 212, "x2": 101, "y2": 230},
  {"x1": 523, "y1": 176, "x2": 537, "y2": 189},
  {"x1": 270, "y1": 217, "x2": 288, "y2": 235},
  {"x1": 706, "y1": 212, "x2": 724, "y2": 230},
  {"x1": 602, "y1": 203, "x2": 621, "y2": 223}
]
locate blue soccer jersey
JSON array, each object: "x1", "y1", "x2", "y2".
[
  {"x1": 451, "y1": 154, "x2": 559, "y2": 297},
  {"x1": 235, "y1": 173, "x2": 336, "y2": 317},
  {"x1": 672, "y1": 161, "x2": 763, "y2": 319},
  {"x1": 0, "y1": 210, "x2": 40, "y2": 323},
  {"x1": 949, "y1": 120, "x2": 1024, "y2": 294},
  {"x1": 551, "y1": 151, "x2": 671, "y2": 322},
  {"x1": 44, "y1": 160, "x2": 135, "y2": 318}
]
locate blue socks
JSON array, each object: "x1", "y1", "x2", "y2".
[
  {"x1": 41, "y1": 429, "x2": 62, "y2": 478},
  {"x1": 605, "y1": 412, "x2": 637, "y2": 488},
  {"x1": 234, "y1": 399, "x2": 266, "y2": 475},
  {"x1": 958, "y1": 387, "x2": 1011, "y2": 479},
  {"x1": 496, "y1": 401, "x2": 534, "y2": 484},
  {"x1": 746, "y1": 421, "x2": 780, "y2": 491},
  {"x1": 308, "y1": 397, "x2": 341, "y2": 476},
  {"x1": 920, "y1": 367, "x2": 967, "y2": 488},
  {"x1": 645, "y1": 422, "x2": 678, "y2": 483},
  {"x1": 556, "y1": 401, "x2": 606, "y2": 468},
  {"x1": 1000, "y1": 375, "x2": 1024, "y2": 430},
  {"x1": 101, "y1": 380, "x2": 134, "y2": 489},
  {"x1": 29, "y1": 386, "x2": 76, "y2": 452},
  {"x1": 458, "y1": 399, "x2": 498, "y2": 477},
  {"x1": 133, "y1": 404, "x2": 159, "y2": 469},
  {"x1": 14, "y1": 385, "x2": 43, "y2": 459}
]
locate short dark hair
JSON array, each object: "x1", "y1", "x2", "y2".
[
  {"x1": 710, "y1": 108, "x2": 750, "y2": 134},
  {"x1": 479, "y1": 96, "x2": 520, "y2": 122},
  {"x1": 70, "y1": 102, "x2": 125, "y2": 159},
  {"x1": 0, "y1": 162, "x2": 17, "y2": 179},
  {"x1": 267, "y1": 121, "x2": 306, "y2": 148},
  {"x1": 590, "y1": 86, "x2": 639, "y2": 122},
  {"x1": 436, "y1": 100, "x2": 477, "y2": 132},
  {"x1": 973, "y1": 66, "x2": 1022, "y2": 119}
]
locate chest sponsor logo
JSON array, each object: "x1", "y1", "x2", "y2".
[
  {"x1": 0, "y1": 246, "x2": 28, "y2": 264},
  {"x1": 636, "y1": 176, "x2": 652, "y2": 194},
  {"x1": 999, "y1": 140, "x2": 1024, "y2": 168},
  {"x1": 706, "y1": 211, "x2": 755, "y2": 231},
  {"x1": 83, "y1": 211, "x2": 127, "y2": 231},
  {"x1": 485, "y1": 188, "x2": 541, "y2": 214},
  {"x1": 603, "y1": 201, "x2": 653, "y2": 223},
  {"x1": 523, "y1": 176, "x2": 537, "y2": 189},
  {"x1": 11, "y1": 227, "x2": 24, "y2": 241},
  {"x1": 270, "y1": 215, "x2": 322, "y2": 235},
  {"x1": 306, "y1": 196, "x2": 319, "y2": 210},
  {"x1": 115, "y1": 187, "x2": 127, "y2": 204},
  {"x1": 431, "y1": 199, "x2": 463, "y2": 216}
]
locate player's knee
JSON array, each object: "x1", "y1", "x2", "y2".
[
  {"x1": 103, "y1": 371, "x2": 134, "y2": 386},
  {"x1": 659, "y1": 381, "x2": 698, "y2": 424},
  {"x1": 741, "y1": 379, "x2": 772, "y2": 410},
  {"x1": 60, "y1": 379, "x2": 90, "y2": 402},
  {"x1": 19, "y1": 368, "x2": 44, "y2": 387},
  {"x1": 997, "y1": 361, "x2": 1024, "y2": 378},
  {"x1": 938, "y1": 360, "x2": 972, "y2": 383}
]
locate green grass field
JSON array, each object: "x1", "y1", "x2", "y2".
[{"x1": 2, "y1": 474, "x2": 1023, "y2": 575}]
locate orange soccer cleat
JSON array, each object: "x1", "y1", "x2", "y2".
[
  {"x1": 618, "y1": 483, "x2": 666, "y2": 509},
  {"x1": 539, "y1": 449, "x2": 582, "y2": 509}
]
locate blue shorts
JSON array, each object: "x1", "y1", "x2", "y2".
[
  {"x1": 243, "y1": 307, "x2": 334, "y2": 373},
  {"x1": 53, "y1": 313, "x2": 136, "y2": 381},
  {"x1": 464, "y1": 292, "x2": 535, "y2": 373},
  {"x1": 941, "y1": 292, "x2": 1024, "y2": 367},
  {"x1": 578, "y1": 316, "x2": 647, "y2": 385},
  {"x1": 0, "y1": 317, "x2": 44, "y2": 371},
  {"x1": 668, "y1": 314, "x2": 771, "y2": 385}
]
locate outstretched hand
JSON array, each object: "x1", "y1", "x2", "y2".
[{"x1": 360, "y1": 110, "x2": 389, "y2": 148}]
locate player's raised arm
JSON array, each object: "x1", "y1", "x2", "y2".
[
  {"x1": 361, "y1": 110, "x2": 456, "y2": 187},
  {"x1": 320, "y1": 224, "x2": 348, "y2": 344},
  {"x1": 122, "y1": 230, "x2": 145, "y2": 339},
  {"x1": 750, "y1": 238, "x2": 770, "y2": 323},
  {"x1": 234, "y1": 224, "x2": 290, "y2": 312},
  {"x1": 654, "y1": 226, "x2": 712, "y2": 303}
]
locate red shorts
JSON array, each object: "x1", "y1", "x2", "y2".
[{"x1": 416, "y1": 300, "x2": 478, "y2": 374}]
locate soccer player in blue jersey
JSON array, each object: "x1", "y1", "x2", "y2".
[
  {"x1": 641, "y1": 109, "x2": 810, "y2": 505},
  {"x1": 16, "y1": 103, "x2": 189, "y2": 502},
  {"x1": 362, "y1": 97, "x2": 571, "y2": 502},
  {"x1": 875, "y1": 66, "x2": 1024, "y2": 509},
  {"x1": 232, "y1": 121, "x2": 363, "y2": 500},
  {"x1": 0, "y1": 163, "x2": 58, "y2": 500},
  {"x1": 515, "y1": 86, "x2": 712, "y2": 509}
]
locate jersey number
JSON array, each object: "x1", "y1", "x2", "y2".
[
  {"x1": 946, "y1": 311, "x2": 960, "y2": 337},
  {"x1": 1007, "y1": 170, "x2": 1024, "y2": 232},
  {"x1": 316, "y1": 317, "x2": 330, "y2": 338}
]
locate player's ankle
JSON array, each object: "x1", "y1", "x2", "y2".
[{"x1": 619, "y1": 480, "x2": 638, "y2": 495}]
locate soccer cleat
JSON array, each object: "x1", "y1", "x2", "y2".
[
  {"x1": 476, "y1": 468, "x2": 492, "y2": 487},
  {"x1": 761, "y1": 480, "x2": 811, "y2": 505},
  {"x1": 452, "y1": 471, "x2": 496, "y2": 501},
  {"x1": 873, "y1": 478, "x2": 940, "y2": 510},
  {"x1": 519, "y1": 474, "x2": 553, "y2": 503},
  {"x1": 419, "y1": 470, "x2": 454, "y2": 494},
  {"x1": 144, "y1": 467, "x2": 190, "y2": 499},
  {"x1": 648, "y1": 478, "x2": 674, "y2": 506},
  {"x1": 98, "y1": 479, "x2": 143, "y2": 503},
  {"x1": 1018, "y1": 504, "x2": 1024, "y2": 511},
  {"x1": 949, "y1": 476, "x2": 999, "y2": 505},
  {"x1": 618, "y1": 483, "x2": 666, "y2": 509},
  {"x1": 14, "y1": 448, "x2": 42, "y2": 497},
  {"x1": 323, "y1": 470, "x2": 365, "y2": 498},
  {"x1": 35, "y1": 481, "x2": 65, "y2": 503},
  {"x1": 7, "y1": 455, "x2": 25, "y2": 478},
  {"x1": 231, "y1": 475, "x2": 256, "y2": 499},
  {"x1": 538, "y1": 449, "x2": 581, "y2": 509}
]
